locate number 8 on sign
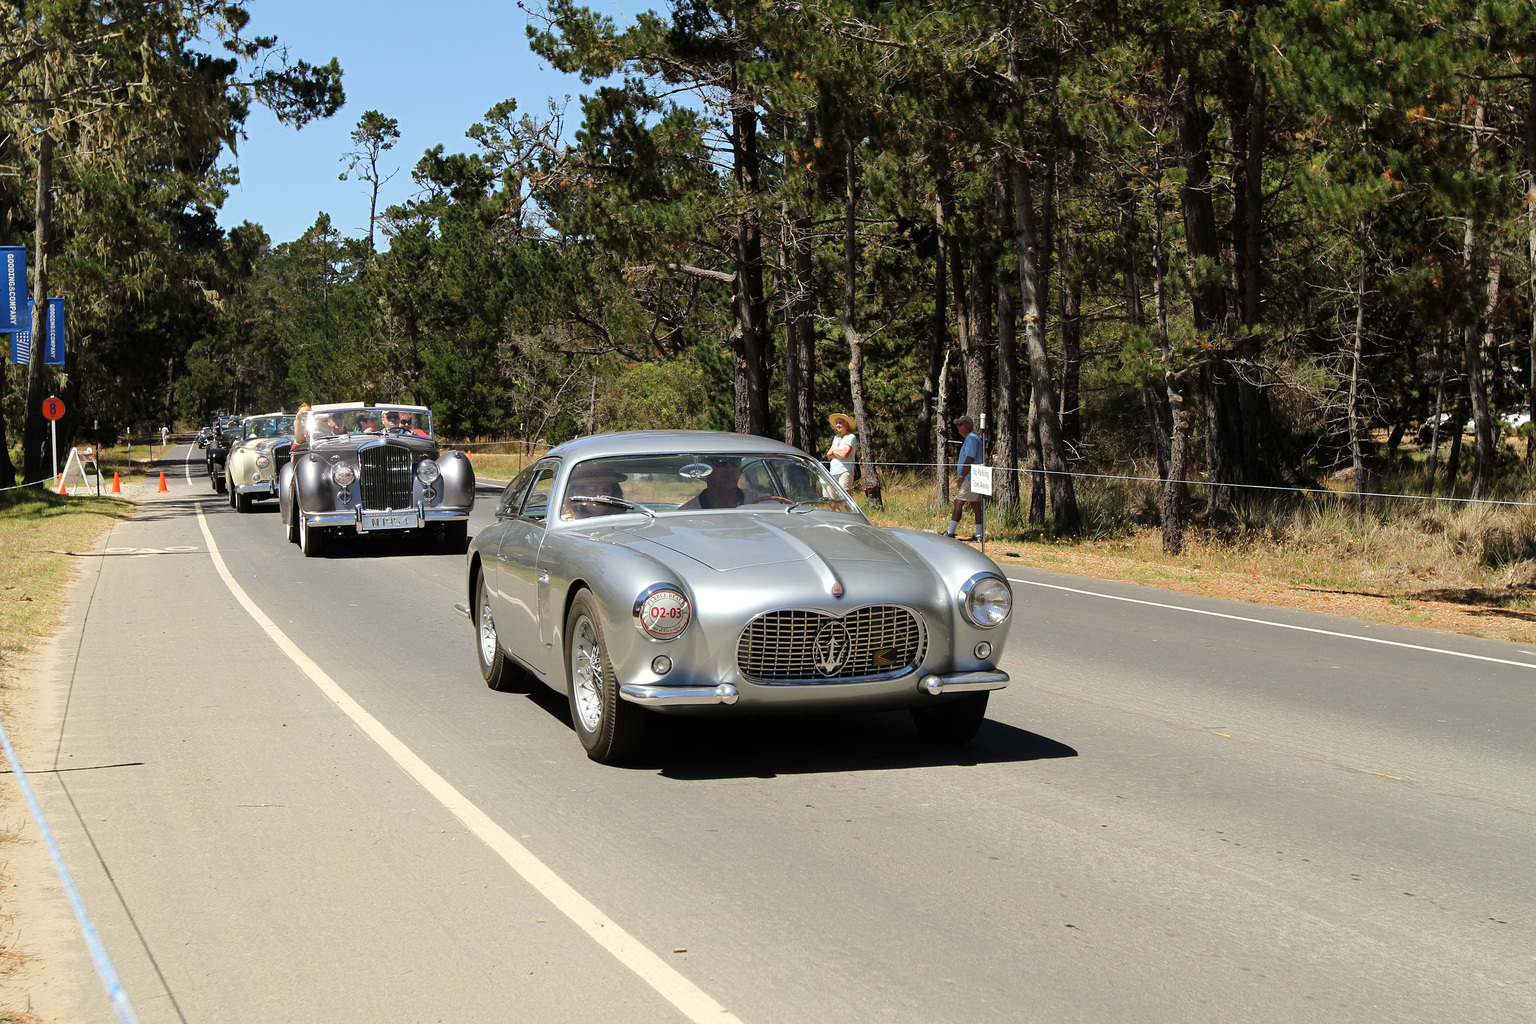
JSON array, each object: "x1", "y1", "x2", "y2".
[{"x1": 42, "y1": 396, "x2": 65, "y2": 421}]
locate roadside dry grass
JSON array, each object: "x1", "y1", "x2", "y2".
[
  {"x1": 0, "y1": 488, "x2": 132, "y2": 1024},
  {"x1": 863, "y1": 470, "x2": 1536, "y2": 644}
]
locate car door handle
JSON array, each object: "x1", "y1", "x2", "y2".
[{"x1": 538, "y1": 570, "x2": 550, "y2": 583}]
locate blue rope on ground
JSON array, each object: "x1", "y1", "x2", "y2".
[{"x1": 0, "y1": 714, "x2": 141, "y2": 1024}]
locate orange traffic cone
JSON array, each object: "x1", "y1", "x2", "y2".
[
  {"x1": 57, "y1": 474, "x2": 67, "y2": 495},
  {"x1": 111, "y1": 472, "x2": 121, "y2": 494},
  {"x1": 157, "y1": 471, "x2": 169, "y2": 493}
]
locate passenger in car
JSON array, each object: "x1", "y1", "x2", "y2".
[{"x1": 563, "y1": 464, "x2": 629, "y2": 519}]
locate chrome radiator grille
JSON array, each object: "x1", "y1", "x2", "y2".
[
  {"x1": 737, "y1": 606, "x2": 926, "y2": 683},
  {"x1": 359, "y1": 445, "x2": 414, "y2": 509}
]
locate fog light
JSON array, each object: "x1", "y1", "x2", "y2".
[
  {"x1": 338, "y1": 491, "x2": 351, "y2": 505},
  {"x1": 974, "y1": 641, "x2": 992, "y2": 660},
  {"x1": 651, "y1": 655, "x2": 673, "y2": 676},
  {"x1": 422, "y1": 486, "x2": 437, "y2": 501}
]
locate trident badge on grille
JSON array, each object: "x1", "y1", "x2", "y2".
[{"x1": 812, "y1": 621, "x2": 852, "y2": 676}]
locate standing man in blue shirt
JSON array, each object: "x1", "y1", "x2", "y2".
[{"x1": 942, "y1": 413, "x2": 985, "y2": 541}]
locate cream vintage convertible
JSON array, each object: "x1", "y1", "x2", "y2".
[{"x1": 224, "y1": 413, "x2": 294, "y2": 512}]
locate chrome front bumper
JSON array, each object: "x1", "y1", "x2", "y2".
[
  {"x1": 302, "y1": 503, "x2": 472, "y2": 529},
  {"x1": 617, "y1": 669, "x2": 1010, "y2": 708},
  {"x1": 234, "y1": 481, "x2": 278, "y2": 496}
]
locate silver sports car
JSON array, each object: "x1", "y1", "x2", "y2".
[{"x1": 465, "y1": 431, "x2": 1013, "y2": 763}]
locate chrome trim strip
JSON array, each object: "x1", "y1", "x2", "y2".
[
  {"x1": 920, "y1": 670, "x2": 1010, "y2": 695},
  {"x1": 619, "y1": 683, "x2": 738, "y2": 706}
]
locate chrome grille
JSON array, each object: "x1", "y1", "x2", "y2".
[
  {"x1": 359, "y1": 445, "x2": 413, "y2": 509},
  {"x1": 737, "y1": 606, "x2": 926, "y2": 683}
]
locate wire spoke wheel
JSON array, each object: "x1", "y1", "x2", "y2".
[{"x1": 564, "y1": 588, "x2": 644, "y2": 764}]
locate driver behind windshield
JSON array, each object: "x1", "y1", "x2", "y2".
[
  {"x1": 679, "y1": 456, "x2": 782, "y2": 510},
  {"x1": 562, "y1": 465, "x2": 629, "y2": 520}
]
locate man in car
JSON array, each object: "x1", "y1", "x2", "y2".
[
  {"x1": 356, "y1": 410, "x2": 381, "y2": 433},
  {"x1": 562, "y1": 464, "x2": 629, "y2": 520},
  {"x1": 679, "y1": 456, "x2": 790, "y2": 510}
]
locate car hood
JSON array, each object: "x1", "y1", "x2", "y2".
[{"x1": 621, "y1": 514, "x2": 908, "y2": 570}]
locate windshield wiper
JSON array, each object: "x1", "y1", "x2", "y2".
[
  {"x1": 786, "y1": 498, "x2": 843, "y2": 515},
  {"x1": 568, "y1": 494, "x2": 657, "y2": 518}
]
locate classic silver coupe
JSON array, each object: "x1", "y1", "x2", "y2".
[
  {"x1": 465, "y1": 431, "x2": 1013, "y2": 763},
  {"x1": 278, "y1": 402, "x2": 475, "y2": 557},
  {"x1": 224, "y1": 413, "x2": 295, "y2": 512}
]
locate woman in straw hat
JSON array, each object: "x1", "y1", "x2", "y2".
[{"x1": 824, "y1": 413, "x2": 856, "y2": 492}]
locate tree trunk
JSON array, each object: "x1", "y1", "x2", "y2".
[
  {"x1": 993, "y1": 166, "x2": 1020, "y2": 511},
  {"x1": 794, "y1": 211, "x2": 815, "y2": 453},
  {"x1": 1058, "y1": 221, "x2": 1082, "y2": 454},
  {"x1": 23, "y1": 112, "x2": 53, "y2": 487},
  {"x1": 1011, "y1": 157, "x2": 1080, "y2": 536},
  {"x1": 730, "y1": 72, "x2": 770, "y2": 436},
  {"x1": 1527, "y1": 71, "x2": 1536, "y2": 476},
  {"x1": 1027, "y1": 389, "x2": 1046, "y2": 526},
  {"x1": 1168, "y1": 34, "x2": 1238, "y2": 509},
  {"x1": 935, "y1": 345, "x2": 952, "y2": 508},
  {"x1": 920, "y1": 196, "x2": 948, "y2": 465},
  {"x1": 1445, "y1": 393, "x2": 1468, "y2": 497},
  {"x1": 1426, "y1": 328, "x2": 1448, "y2": 495},
  {"x1": 1349, "y1": 219, "x2": 1369, "y2": 519},
  {"x1": 844, "y1": 141, "x2": 881, "y2": 509},
  {"x1": 1467, "y1": 257, "x2": 1499, "y2": 501},
  {"x1": 1153, "y1": 188, "x2": 1189, "y2": 554},
  {"x1": 936, "y1": 168, "x2": 974, "y2": 421},
  {"x1": 779, "y1": 202, "x2": 802, "y2": 452}
]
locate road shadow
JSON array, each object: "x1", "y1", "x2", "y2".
[{"x1": 509, "y1": 681, "x2": 1076, "y2": 777}]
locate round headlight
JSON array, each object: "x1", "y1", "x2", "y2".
[
  {"x1": 636, "y1": 587, "x2": 691, "y2": 639},
  {"x1": 255, "y1": 454, "x2": 271, "y2": 469},
  {"x1": 416, "y1": 459, "x2": 440, "y2": 484},
  {"x1": 332, "y1": 463, "x2": 356, "y2": 487},
  {"x1": 962, "y1": 575, "x2": 1012, "y2": 628}
]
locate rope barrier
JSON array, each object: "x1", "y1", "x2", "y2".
[
  {"x1": 853, "y1": 460, "x2": 1536, "y2": 510},
  {"x1": 0, "y1": 478, "x2": 50, "y2": 494}
]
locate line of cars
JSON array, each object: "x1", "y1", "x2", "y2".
[
  {"x1": 198, "y1": 402, "x2": 475, "y2": 555},
  {"x1": 200, "y1": 414, "x2": 1016, "y2": 765}
]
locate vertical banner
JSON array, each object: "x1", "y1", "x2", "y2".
[
  {"x1": 0, "y1": 246, "x2": 27, "y2": 333},
  {"x1": 11, "y1": 298, "x2": 65, "y2": 365},
  {"x1": 43, "y1": 297, "x2": 65, "y2": 365}
]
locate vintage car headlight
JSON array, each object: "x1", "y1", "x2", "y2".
[
  {"x1": 960, "y1": 574, "x2": 1012, "y2": 628},
  {"x1": 634, "y1": 585, "x2": 691, "y2": 640},
  {"x1": 332, "y1": 463, "x2": 356, "y2": 487},
  {"x1": 255, "y1": 454, "x2": 271, "y2": 469},
  {"x1": 416, "y1": 459, "x2": 440, "y2": 484}
]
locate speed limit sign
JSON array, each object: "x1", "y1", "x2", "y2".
[{"x1": 42, "y1": 395, "x2": 65, "y2": 421}]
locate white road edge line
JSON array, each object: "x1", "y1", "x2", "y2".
[
  {"x1": 1007, "y1": 575, "x2": 1536, "y2": 671},
  {"x1": 194, "y1": 508, "x2": 741, "y2": 1024}
]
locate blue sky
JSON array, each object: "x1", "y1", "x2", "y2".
[{"x1": 216, "y1": 1, "x2": 647, "y2": 245}]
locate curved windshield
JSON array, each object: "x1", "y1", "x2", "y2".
[
  {"x1": 304, "y1": 407, "x2": 433, "y2": 440},
  {"x1": 560, "y1": 453, "x2": 860, "y2": 521},
  {"x1": 243, "y1": 415, "x2": 294, "y2": 441}
]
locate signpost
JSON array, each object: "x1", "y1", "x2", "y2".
[
  {"x1": 970, "y1": 465, "x2": 993, "y2": 555},
  {"x1": 42, "y1": 395, "x2": 65, "y2": 485}
]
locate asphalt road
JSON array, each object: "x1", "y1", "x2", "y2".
[{"x1": 9, "y1": 443, "x2": 1532, "y2": 1023}]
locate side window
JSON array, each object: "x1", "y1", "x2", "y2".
[
  {"x1": 519, "y1": 462, "x2": 560, "y2": 523},
  {"x1": 497, "y1": 466, "x2": 538, "y2": 518},
  {"x1": 741, "y1": 458, "x2": 775, "y2": 495}
]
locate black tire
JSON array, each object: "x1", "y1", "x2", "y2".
[
  {"x1": 211, "y1": 464, "x2": 225, "y2": 493},
  {"x1": 565, "y1": 588, "x2": 644, "y2": 764},
  {"x1": 298, "y1": 512, "x2": 326, "y2": 558},
  {"x1": 440, "y1": 520, "x2": 469, "y2": 555},
  {"x1": 235, "y1": 487, "x2": 251, "y2": 513},
  {"x1": 474, "y1": 568, "x2": 518, "y2": 692},
  {"x1": 910, "y1": 691, "x2": 990, "y2": 745},
  {"x1": 284, "y1": 494, "x2": 299, "y2": 544}
]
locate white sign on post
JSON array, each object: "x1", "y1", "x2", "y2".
[{"x1": 970, "y1": 465, "x2": 993, "y2": 496}]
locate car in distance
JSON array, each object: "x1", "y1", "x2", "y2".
[
  {"x1": 278, "y1": 402, "x2": 474, "y2": 557},
  {"x1": 465, "y1": 430, "x2": 1013, "y2": 764},
  {"x1": 204, "y1": 415, "x2": 243, "y2": 492},
  {"x1": 225, "y1": 413, "x2": 295, "y2": 512}
]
